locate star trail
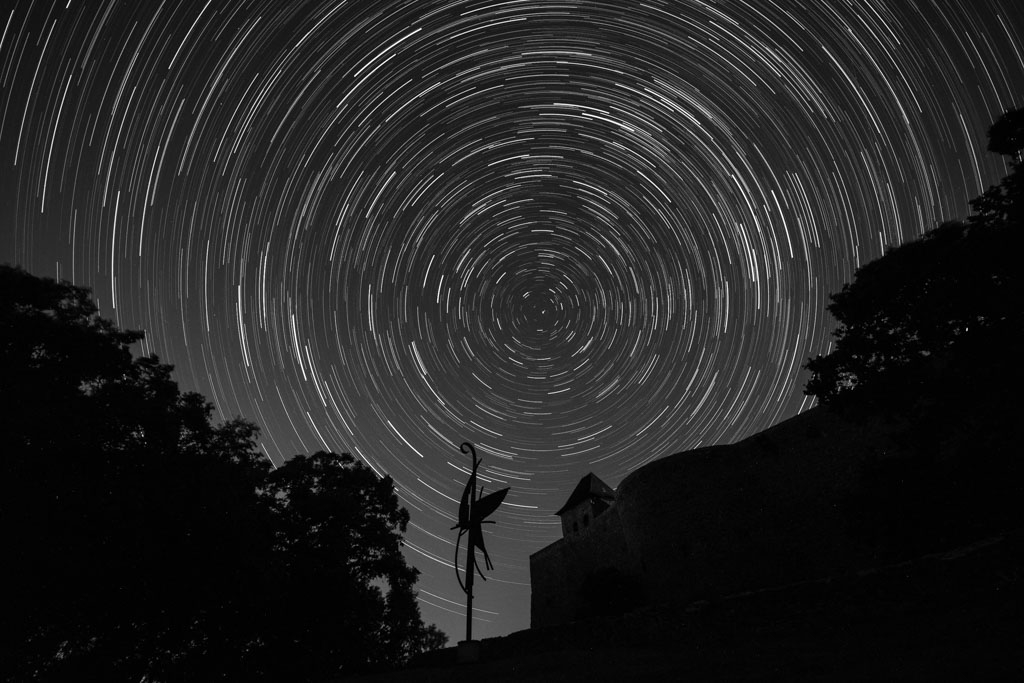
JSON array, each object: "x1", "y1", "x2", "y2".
[{"x1": 2, "y1": 0, "x2": 1022, "y2": 640}]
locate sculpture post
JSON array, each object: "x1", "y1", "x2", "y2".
[
  {"x1": 465, "y1": 537, "x2": 474, "y2": 642},
  {"x1": 450, "y1": 442, "x2": 509, "y2": 661}
]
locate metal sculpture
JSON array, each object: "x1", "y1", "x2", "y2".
[{"x1": 451, "y1": 442, "x2": 509, "y2": 642}]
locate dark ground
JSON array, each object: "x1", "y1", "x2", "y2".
[{"x1": 352, "y1": 529, "x2": 1023, "y2": 682}]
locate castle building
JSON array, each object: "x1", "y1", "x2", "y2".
[
  {"x1": 529, "y1": 407, "x2": 903, "y2": 629},
  {"x1": 555, "y1": 473, "x2": 615, "y2": 537}
]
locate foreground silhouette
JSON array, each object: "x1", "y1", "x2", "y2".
[
  {"x1": 806, "y1": 107, "x2": 1024, "y2": 404},
  {"x1": 804, "y1": 108, "x2": 1024, "y2": 553},
  {"x1": 0, "y1": 266, "x2": 445, "y2": 682},
  {"x1": 450, "y1": 442, "x2": 508, "y2": 644}
]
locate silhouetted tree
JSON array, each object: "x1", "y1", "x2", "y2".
[
  {"x1": 0, "y1": 265, "x2": 269, "y2": 680},
  {"x1": 805, "y1": 108, "x2": 1024, "y2": 405},
  {"x1": 1, "y1": 266, "x2": 444, "y2": 682},
  {"x1": 803, "y1": 219, "x2": 1022, "y2": 405},
  {"x1": 971, "y1": 108, "x2": 1024, "y2": 224},
  {"x1": 254, "y1": 452, "x2": 446, "y2": 680},
  {"x1": 806, "y1": 110, "x2": 1024, "y2": 551}
]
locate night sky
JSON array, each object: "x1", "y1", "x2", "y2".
[{"x1": 2, "y1": 0, "x2": 1023, "y2": 642}]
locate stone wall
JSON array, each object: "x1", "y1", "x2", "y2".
[
  {"x1": 559, "y1": 497, "x2": 609, "y2": 537},
  {"x1": 529, "y1": 499, "x2": 637, "y2": 628},
  {"x1": 530, "y1": 406, "x2": 903, "y2": 628}
]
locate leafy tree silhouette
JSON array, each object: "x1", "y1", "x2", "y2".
[
  {"x1": 803, "y1": 219, "x2": 1021, "y2": 405},
  {"x1": 1, "y1": 266, "x2": 444, "y2": 682},
  {"x1": 971, "y1": 107, "x2": 1024, "y2": 224},
  {"x1": 804, "y1": 109, "x2": 1024, "y2": 553},
  {"x1": 256, "y1": 452, "x2": 447, "y2": 679},
  {"x1": 805, "y1": 108, "x2": 1024, "y2": 406}
]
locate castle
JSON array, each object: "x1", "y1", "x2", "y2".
[{"x1": 529, "y1": 406, "x2": 903, "y2": 628}]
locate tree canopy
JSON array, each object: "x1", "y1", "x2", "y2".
[
  {"x1": 1, "y1": 266, "x2": 445, "y2": 682},
  {"x1": 803, "y1": 109, "x2": 1024, "y2": 552},
  {"x1": 805, "y1": 108, "x2": 1024, "y2": 406}
]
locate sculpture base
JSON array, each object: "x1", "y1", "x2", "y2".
[{"x1": 457, "y1": 639, "x2": 481, "y2": 663}]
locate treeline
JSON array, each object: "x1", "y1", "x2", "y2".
[
  {"x1": 803, "y1": 109, "x2": 1024, "y2": 552},
  {"x1": 0, "y1": 267, "x2": 445, "y2": 682}
]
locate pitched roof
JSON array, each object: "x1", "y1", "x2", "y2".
[{"x1": 555, "y1": 473, "x2": 616, "y2": 515}]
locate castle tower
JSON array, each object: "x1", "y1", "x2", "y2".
[{"x1": 555, "y1": 473, "x2": 615, "y2": 537}]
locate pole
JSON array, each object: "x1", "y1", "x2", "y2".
[
  {"x1": 458, "y1": 541, "x2": 479, "y2": 663},
  {"x1": 465, "y1": 543, "x2": 474, "y2": 642},
  {"x1": 464, "y1": 453, "x2": 475, "y2": 644}
]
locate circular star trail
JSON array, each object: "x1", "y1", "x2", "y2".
[{"x1": 3, "y1": 0, "x2": 1023, "y2": 639}]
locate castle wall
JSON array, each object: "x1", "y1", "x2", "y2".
[
  {"x1": 529, "y1": 501, "x2": 637, "y2": 628},
  {"x1": 530, "y1": 407, "x2": 903, "y2": 627},
  {"x1": 559, "y1": 498, "x2": 610, "y2": 537}
]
